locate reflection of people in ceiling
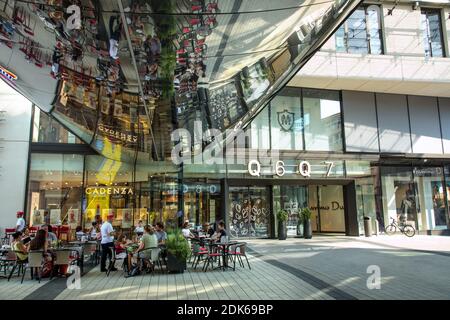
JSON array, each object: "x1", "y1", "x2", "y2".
[
  {"x1": 51, "y1": 47, "x2": 63, "y2": 79},
  {"x1": 109, "y1": 15, "x2": 122, "y2": 60}
]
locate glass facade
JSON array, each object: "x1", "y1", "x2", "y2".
[
  {"x1": 26, "y1": 86, "x2": 450, "y2": 239},
  {"x1": 250, "y1": 87, "x2": 342, "y2": 152}
]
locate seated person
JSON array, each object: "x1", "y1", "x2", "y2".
[
  {"x1": 181, "y1": 222, "x2": 194, "y2": 239},
  {"x1": 202, "y1": 223, "x2": 215, "y2": 238},
  {"x1": 89, "y1": 221, "x2": 101, "y2": 240},
  {"x1": 12, "y1": 232, "x2": 28, "y2": 262},
  {"x1": 21, "y1": 227, "x2": 32, "y2": 246},
  {"x1": 41, "y1": 225, "x2": 58, "y2": 246},
  {"x1": 134, "y1": 220, "x2": 144, "y2": 236},
  {"x1": 115, "y1": 234, "x2": 130, "y2": 260},
  {"x1": 127, "y1": 225, "x2": 157, "y2": 274},
  {"x1": 155, "y1": 222, "x2": 167, "y2": 245},
  {"x1": 75, "y1": 226, "x2": 85, "y2": 241},
  {"x1": 213, "y1": 221, "x2": 228, "y2": 243}
]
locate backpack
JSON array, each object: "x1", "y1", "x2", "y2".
[{"x1": 128, "y1": 264, "x2": 140, "y2": 277}]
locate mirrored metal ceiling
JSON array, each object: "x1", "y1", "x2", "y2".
[{"x1": 0, "y1": 0, "x2": 361, "y2": 163}]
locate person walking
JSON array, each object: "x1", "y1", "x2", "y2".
[{"x1": 100, "y1": 213, "x2": 117, "y2": 272}]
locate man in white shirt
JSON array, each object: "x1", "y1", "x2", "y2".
[
  {"x1": 15, "y1": 211, "x2": 25, "y2": 233},
  {"x1": 100, "y1": 213, "x2": 117, "y2": 272}
]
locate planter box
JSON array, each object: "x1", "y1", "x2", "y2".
[{"x1": 167, "y1": 252, "x2": 186, "y2": 273}]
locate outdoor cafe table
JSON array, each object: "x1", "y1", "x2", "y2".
[{"x1": 208, "y1": 241, "x2": 238, "y2": 271}]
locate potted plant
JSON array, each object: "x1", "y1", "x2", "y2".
[
  {"x1": 277, "y1": 210, "x2": 289, "y2": 240},
  {"x1": 296, "y1": 213, "x2": 304, "y2": 237},
  {"x1": 301, "y1": 208, "x2": 312, "y2": 239},
  {"x1": 166, "y1": 229, "x2": 190, "y2": 273}
]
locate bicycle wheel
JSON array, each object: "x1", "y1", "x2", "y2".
[
  {"x1": 385, "y1": 224, "x2": 397, "y2": 235},
  {"x1": 403, "y1": 225, "x2": 415, "y2": 237}
]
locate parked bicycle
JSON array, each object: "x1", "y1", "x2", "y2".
[{"x1": 385, "y1": 218, "x2": 415, "y2": 237}]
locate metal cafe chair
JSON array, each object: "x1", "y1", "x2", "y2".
[
  {"x1": 150, "y1": 247, "x2": 163, "y2": 273},
  {"x1": 229, "y1": 242, "x2": 251, "y2": 270},
  {"x1": 4, "y1": 251, "x2": 25, "y2": 279},
  {"x1": 20, "y1": 250, "x2": 45, "y2": 284},
  {"x1": 51, "y1": 249, "x2": 74, "y2": 279},
  {"x1": 106, "y1": 247, "x2": 128, "y2": 277}
]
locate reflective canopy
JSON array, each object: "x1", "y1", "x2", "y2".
[{"x1": 0, "y1": 0, "x2": 361, "y2": 163}]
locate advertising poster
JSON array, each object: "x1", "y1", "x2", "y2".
[
  {"x1": 84, "y1": 209, "x2": 96, "y2": 229},
  {"x1": 101, "y1": 97, "x2": 110, "y2": 114},
  {"x1": 31, "y1": 209, "x2": 44, "y2": 226},
  {"x1": 113, "y1": 99, "x2": 123, "y2": 116},
  {"x1": 394, "y1": 181, "x2": 418, "y2": 224},
  {"x1": 50, "y1": 209, "x2": 61, "y2": 225},
  {"x1": 102, "y1": 208, "x2": 114, "y2": 222},
  {"x1": 68, "y1": 208, "x2": 79, "y2": 229},
  {"x1": 122, "y1": 208, "x2": 132, "y2": 228}
]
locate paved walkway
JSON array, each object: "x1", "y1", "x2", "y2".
[{"x1": 1, "y1": 235, "x2": 449, "y2": 300}]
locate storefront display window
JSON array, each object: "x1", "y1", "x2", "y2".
[
  {"x1": 27, "y1": 153, "x2": 84, "y2": 229},
  {"x1": 228, "y1": 186, "x2": 270, "y2": 238},
  {"x1": 381, "y1": 167, "x2": 419, "y2": 229},
  {"x1": 414, "y1": 167, "x2": 448, "y2": 230}
]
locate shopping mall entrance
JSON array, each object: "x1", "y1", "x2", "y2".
[
  {"x1": 227, "y1": 180, "x2": 360, "y2": 239},
  {"x1": 274, "y1": 185, "x2": 346, "y2": 235}
]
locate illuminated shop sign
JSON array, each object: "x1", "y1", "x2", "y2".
[
  {"x1": 0, "y1": 65, "x2": 18, "y2": 82},
  {"x1": 98, "y1": 124, "x2": 138, "y2": 143},
  {"x1": 247, "y1": 160, "x2": 335, "y2": 177},
  {"x1": 85, "y1": 187, "x2": 134, "y2": 195}
]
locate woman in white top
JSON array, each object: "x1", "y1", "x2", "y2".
[{"x1": 181, "y1": 222, "x2": 194, "y2": 239}]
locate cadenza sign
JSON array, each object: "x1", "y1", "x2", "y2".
[
  {"x1": 247, "y1": 160, "x2": 335, "y2": 178},
  {"x1": 85, "y1": 187, "x2": 134, "y2": 195}
]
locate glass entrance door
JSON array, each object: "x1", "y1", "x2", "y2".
[
  {"x1": 273, "y1": 186, "x2": 308, "y2": 236},
  {"x1": 309, "y1": 185, "x2": 346, "y2": 233},
  {"x1": 229, "y1": 186, "x2": 270, "y2": 238}
]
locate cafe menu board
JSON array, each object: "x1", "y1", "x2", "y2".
[{"x1": 207, "y1": 81, "x2": 247, "y2": 130}]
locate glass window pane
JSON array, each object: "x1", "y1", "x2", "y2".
[
  {"x1": 347, "y1": 9, "x2": 368, "y2": 54},
  {"x1": 428, "y1": 13, "x2": 444, "y2": 57},
  {"x1": 335, "y1": 25, "x2": 347, "y2": 52},
  {"x1": 270, "y1": 89, "x2": 303, "y2": 150},
  {"x1": 32, "y1": 107, "x2": 83, "y2": 144},
  {"x1": 381, "y1": 167, "x2": 418, "y2": 229},
  {"x1": 367, "y1": 6, "x2": 382, "y2": 54},
  {"x1": 414, "y1": 167, "x2": 448, "y2": 230},
  {"x1": 249, "y1": 107, "x2": 270, "y2": 149},
  {"x1": 303, "y1": 89, "x2": 342, "y2": 151},
  {"x1": 422, "y1": 10, "x2": 445, "y2": 57}
]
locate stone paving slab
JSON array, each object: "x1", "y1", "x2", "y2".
[{"x1": 50, "y1": 253, "x2": 333, "y2": 301}]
